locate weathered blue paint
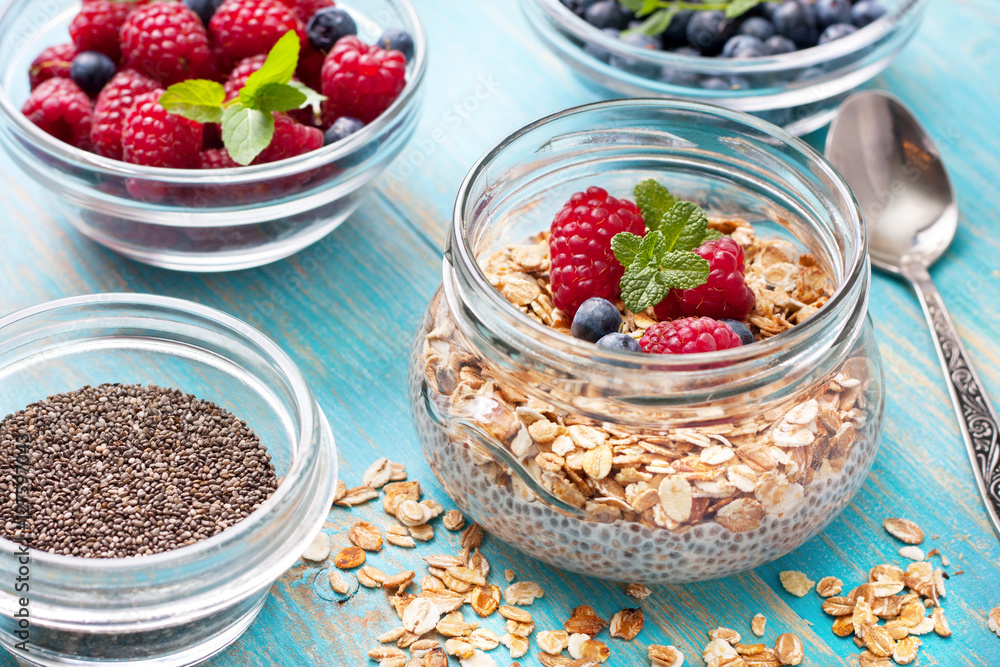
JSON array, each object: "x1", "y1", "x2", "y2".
[{"x1": 1, "y1": 0, "x2": 999, "y2": 664}]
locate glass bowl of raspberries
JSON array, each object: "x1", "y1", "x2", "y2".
[
  {"x1": 522, "y1": 0, "x2": 927, "y2": 135},
  {"x1": 409, "y1": 98, "x2": 886, "y2": 583},
  {"x1": 0, "y1": 0, "x2": 426, "y2": 271}
]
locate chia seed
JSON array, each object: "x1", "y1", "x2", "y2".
[{"x1": 0, "y1": 383, "x2": 278, "y2": 558}]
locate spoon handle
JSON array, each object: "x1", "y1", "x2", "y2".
[{"x1": 903, "y1": 262, "x2": 1000, "y2": 536}]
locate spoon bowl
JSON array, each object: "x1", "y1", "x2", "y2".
[
  {"x1": 826, "y1": 91, "x2": 958, "y2": 273},
  {"x1": 826, "y1": 90, "x2": 1000, "y2": 539}
]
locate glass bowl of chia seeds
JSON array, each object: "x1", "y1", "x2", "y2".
[
  {"x1": 521, "y1": 0, "x2": 927, "y2": 135},
  {"x1": 0, "y1": 294, "x2": 337, "y2": 666},
  {"x1": 0, "y1": 0, "x2": 426, "y2": 272}
]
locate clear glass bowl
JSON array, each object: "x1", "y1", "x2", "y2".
[
  {"x1": 521, "y1": 0, "x2": 927, "y2": 135},
  {"x1": 0, "y1": 294, "x2": 337, "y2": 665},
  {"x1": 0, "y1": 0, "x2": 426, "y2": 272},
  {"x1": 409, "y1": 99, "x2": 885, "y2": 584}
]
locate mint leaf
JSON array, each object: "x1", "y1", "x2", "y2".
[
  {"x1": 665, "y1": 200, "x2": 711, "y2": 252},
  {"x1": 634, "y1": 179, "x2": 679, "y2": 232},
  {"x1": 620, "y1": 265, "x2": 672, "y2": 313},
  {"x1": 725, "y1": 0, "x2": 762, "y2": 19},
  {"x1": 287, "y1": 80, "x2": 327, "y2": 114},
  {"x1": 241, "y1": 30, "x2": 300, "y2": 104},
  {"x1": 616, "y1": 0, "x2": 647, "y2": 13},
  {"x1": 246, "y1": 82, "x2": 307, "y2": 113},
  {"x1": 611, "y1": 232, "x2": 643, "y2": 269},
  {"x1": 615, "y1": 229, "x2": 710, "y2": 312},
  {"x1": 623, "y1": 7, "x2": 678, "y2": 36},
  {"x1": 657, "y1": 250, "x2": 711, "y2": 289},
  {"x1": 703, "y1": 228, "x2": 724, "y2": 242},
  {"x1": 159, "y1": 80, "x2": 225, "y2": 123},
  {"x1": 221, "y1": 106, "x2": 274, "y2": 166}
]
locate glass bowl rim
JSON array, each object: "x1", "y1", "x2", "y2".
[
  {"x1": 0, "y1": 292, "x2": 330, "y2": 572},
  {"x1": 0, "y1": 0, "x2": 428, "y2": 184},
  {"x1": 531, "y1": 0, "x2": 927, "y2": 74},
  {"x1": 451, "y1": 97, "x2": 868, "y2": 369}
]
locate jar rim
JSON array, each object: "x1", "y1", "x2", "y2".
[
  {"x1": 0, "y1": 293, "x2": 327, "y2": 573},
  {"x1": 451, "y1": 98, "x2": 868, "y2": 372},
  {"x1": 532, "y1": 0, "x2": 926, "y2": 74}
]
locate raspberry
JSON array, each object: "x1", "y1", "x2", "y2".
[
  {"x1": 69, "y1": 0, "x2": 145, "y2": 62},
  {"x1": 653, "y1": 237, "x2": 756, "y2": 320},
  {"x1": 21, "y1": 78, "x2": 94, "y2": 150},
  {"x1": 291, "y1": 0, "x2": 335, "y2": 24},
  {"x1": 29, "y1": 43, "x2": 78, "y2": 89},
  {"x1": 121, "y1": 91, "x2": 203, "y2": 168},
  {"x1": 121, "y1": 2, "x2": 212, "y2": 85},
  {"x1": 209, "y1": 0, "x2": 305, "y2": 62},
  {"x1": 639, "y1": 317, "x2": 743, "y2": 355},
  {"x1": 255, "y1": 113, "x2": 323, "y2": 163},
  {"x1": 91, "y1": 69, "x2": 162, "y2": 160},
  {"x1": 320, "y1": 36, "x2": 406, "y2": 125},
  {"x1": 548, "y1": 186, "x2": 646, "y2": 316},
  {"x1": 199, "y1": 148, "x2": 240, "y2": 168}
]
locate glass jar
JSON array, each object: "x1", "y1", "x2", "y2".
[
  {"x1": 409, "y1": 99, "x2": 885, "y2": 584},
  {"x1": 0, "y1": 294, "x2": 337, "y2": 665}
]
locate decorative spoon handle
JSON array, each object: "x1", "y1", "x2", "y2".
[{"x1": 903, "y1": 261, "x2": 1000, "y2": 537}]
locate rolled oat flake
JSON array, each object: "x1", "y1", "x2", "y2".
[{"x1": 0, "y1": 383, "x2": 278, "y2": 558}]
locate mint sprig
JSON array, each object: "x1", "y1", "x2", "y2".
[
  {"x1": 610, "y1": 180, "x2": 721, "y2": 313},
  {"x1": 159, "y1": 31, "x2": 327, "y2": 166},
  {"x1": 618, "y1": 0, "x2": 780, "y2": 36}
]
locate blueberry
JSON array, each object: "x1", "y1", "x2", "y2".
[
  {"x1": 596, "y1": 332, "x2": 642, "y2": 353},
  {"x1": 306, "y1": 7, "x2": 357, "y2": 52},
  {"x1": 851, "y1": 0, "x2": 886, "y2": 27},
  {"x1": 722, "y1": 35, "x2": 764, "y2": 58},
  {"x1": 738, "y1": 17, "x2": 775, "y2": 41},
  {"x1": 583, "y1": 0, "x2": 631, "y2": 30},
  {"x1": 815, "y1": 0, "x2": 852, "y2": 28},
  {"x1": 660, "y1": 48, "x2": 701, "y2": 86},
  {"x1": 660, "y1": 10, "x2": 695, "y2": 48},
  {"x1": 323, "y1": 116, "x2": 364, "y2": 145},
  {"x1": 561, "y1": 0, "x2": 601, "y2": 17},
  {"x1": 685, "y1": 11, "x2": 734, "y2": 55},
  {"x1": 375, "y1": 29, "x2": 414, "y2": 62},
  {"x1": 571, "y1": 298, "x2": 622, "y2": 343},
  {"x1": 795, "y1": 66, "x2": 826, "y2": 81},
  {"x1": 610, "y1": 33, "x2": 661, "y2": 76},
  {"x1": 818, "y1": 22, "x2": 858, "y2": 44},
  {"x1": 700, "y1": 75, "x2": 750, "y2": 90},
  {"x1": 184, "y1": 0, "x2": 224, "y2": 26},
  {"x1": 762, "y1": 34, "x2": 797, "y2": 55},
  {"x1": 70, "y1": 51, "x2": 116, "y2": 96},
  {"x1": 583, "y1": 28, "x2": 620, "y2": 63},
  {"x1": 772, "y1": 1, "x2": 818, "y2": 48},
  {"x1": 721, "y1": 319, "x2": 754, "y2": 346}
]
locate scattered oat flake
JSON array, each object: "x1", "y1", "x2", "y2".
[
  {"x1": 816, "y1": 576, "x2": 843, "y2": 597},
  {"x1": 988, "y1": 607, "x2": 1000, "y2": 637},
  {"x1": 779, "y1": 570, "x2": 815, "y2": 597},
  {"x1": 882, "y1": 518, "x2": 924, "y2": 545},
  {"x1": 751, "y1": 614, "x2": 767, "y2": 637},
  {"x1": 773, "y1": 632, "x2": 804, "y2": 665},
  {"x1": 459, "y1": 650, "x2": 497, "y2": 667},
  {"x1": 505, "y1": 569, "x2": 516, "y2": 583},
  {"x1": 505, "y1": 581, "x2": 544, "y2": 605},
  {"x1": 626, "y1": 583, "x2": 652, "y2": 600},
  {"x1": 647, "y1": 644, "x2": 685, "y2": 667},
  {"x1": 300, "y1": 531, "x2": 330, "y2": 562},
  {"x1": 898, "y1": 546, "x2": 925, "y2": 561}
]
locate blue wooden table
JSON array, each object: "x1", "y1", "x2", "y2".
[{"x1": 2, "y1": 0, "x2": 1000, "y2": 665}]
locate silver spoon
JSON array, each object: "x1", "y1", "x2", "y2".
[{"x1": 826, "y1": 90, "x2": 1000, "y2": 538}]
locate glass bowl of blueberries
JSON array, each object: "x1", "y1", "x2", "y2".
[
  {"x1": 0, "y1": 0, "x2": 426, "y2": 271},
  {"x1": 522, "y1": 0, "x2": 928, "y2": 135}
]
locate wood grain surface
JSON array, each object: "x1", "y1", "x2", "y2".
[{"x1": 1, "y1": 0, "x2": 999, "y2": 665}]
